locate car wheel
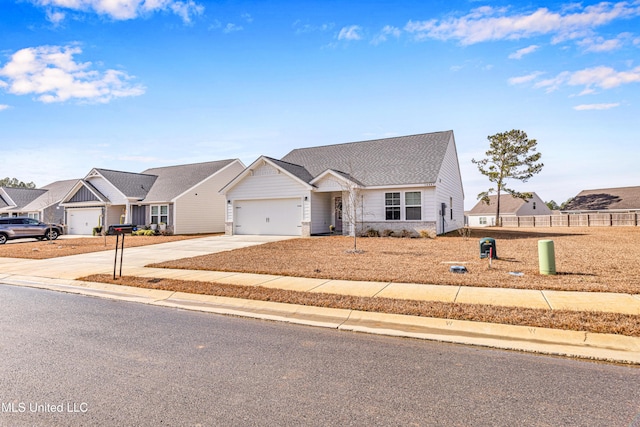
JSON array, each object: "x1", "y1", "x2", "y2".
[
  {"x1": 46, "y1": 229, "x2": 59, "y2": 240},
  {"x1": 0, "y1": 234, "x2": 7, "y2": 244}
]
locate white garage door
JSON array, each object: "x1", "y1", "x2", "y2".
[
  {"x1": 235, "y1": 198, "x2": 302, "y2": 235},
  {"x1": 67, "y1": 208, "x2": 102, "y2": 235}
]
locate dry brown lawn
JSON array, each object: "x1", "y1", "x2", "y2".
[
  {"x1": 82, "y1": 273, "x2": 640, "y2": 337},
  {"x1": 150, "y1": 227, "x2": 640, "y2": 294},
  {"x1": 0, "y1": 234, "x2": 218, "y2": 260}
]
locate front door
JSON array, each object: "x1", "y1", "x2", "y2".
[{"x1": 334, "y1": 196, "x2": 343, "y2": 233}]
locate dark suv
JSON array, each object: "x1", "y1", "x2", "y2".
[{"x1": 0, "y1": 217, "x2": 64, "y2": 244}]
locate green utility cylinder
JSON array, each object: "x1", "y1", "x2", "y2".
[{"x1": 538, "y1": 240, "x2": 556, "y2": 275}]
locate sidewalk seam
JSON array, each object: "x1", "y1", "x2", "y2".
[
  {"x1": 372, "y1": 282, "x2": 392, "y2": 298},
  {"x1": 453, "y1": 286, "x2": 462, "y2": 303},
  {"x1": 541, "y1": 290, "x2": 553, "y2": 309},
  {"x1": 154, "y1": 291, "x2": 177, "y2": 302}
]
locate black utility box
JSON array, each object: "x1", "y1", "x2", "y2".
[
  {"x1": 479, "y1": 237, "x2": 497, "y2": 259},
  {"x1": 107, "y1": 224, "x2": 134, "y2": 235}
]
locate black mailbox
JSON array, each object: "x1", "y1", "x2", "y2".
[
  {"x1": 107, "y1": 224, "x2": 134, "y2": 235},
  {"x1": 479, "y1": 237, "x2": 497, "y2": 259}
]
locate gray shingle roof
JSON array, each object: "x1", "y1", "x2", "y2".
[
  {"x1": 0, "y1": 187, "x2": 47, "y2": 210},
  {"x1": 280, "y1": 131, "x2": 453, "y2": 186},
  {"x1": 264, "y1": 157, "x2": 315, "y2": 184},
  {"x1": 141, "y1": 159, "x2": 236, "y2": 202},
  {"x1": 564, "y1": 186, "x2": 640, "y2": 211},
  {"x1": 95, "y1": 168, "x2": 157, "y2": 199},
  {"x1": 0, "y1": 196, "x2": 8, "y2": 209},
  {"x1": 21, "y1": 179, "x2": 78, "y2": 211}
]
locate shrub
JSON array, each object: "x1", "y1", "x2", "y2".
[
  {"x1": 399, "y1": 229, "x2": 413, "y2": 238},
  {"x1": 365, "y1": 228, "x2": 380, "y2": 237},
  {"x1": 382, "y1": 229, "x2": 394, "y2": 237},
  {"x1": 419, "y1": 229, "x2": 436, "y2": 239}
]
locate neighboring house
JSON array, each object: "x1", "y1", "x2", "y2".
[
  {"x1": 60, "y1": 160, "x2": 245, "y2": 235},
  {"x1": 0, "y1": 187, "x2": 46, "y2": 218},
  {"x1": 562, "y1": 186, "x2": 640, "y2": 213},
  {"x1": 221, "y1": 131, "x2": 465, "y2": 236},
  {"x1": 138, "y1": 160, "x2": 245, "y2": 235},
  {"x1": 467, "y1": 192, "x2": 551, "y2": 227},
  {"x1": 19, "y1": 179, "x2": 78, "y2": 224}
]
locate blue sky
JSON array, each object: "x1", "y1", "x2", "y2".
[{"x1": 1, "y1": 0, "x2": 639, "y2": 209}]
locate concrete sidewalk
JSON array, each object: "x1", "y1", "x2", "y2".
[{"x1": 1, "y1": 234, "x2": 639, "y2": 364}]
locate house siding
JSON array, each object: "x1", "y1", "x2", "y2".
[
  {"x1": 224, "y1": 161, "x2": 312, "y2": 235},
  {"x1": 434, "y1": 134, "x2": 465, "y2": 234},
  {"x1": 226, "y1": 169, "x2": 310, "y2": 223},
  {"x1": 69, "y1": 186, "x2": 99, "y2": 203},
  {"x1": 228, "y1": 170, "x2": 309, "y2": 201},
  {"x1": 106, "y1": 205, "x2": 125, "y2": 227},
  {"x1": 87, "y1": 177, "x2": 127, "y2": 205},
  {"x1": 515, "y1": 193, "x2": 551, "y2": 216},
  {"x1": 173, "y1": 161, "x2": 245, "y2": 234},
  {"x1": 310, "y1": 192, "x2": 332, "y2": 234},
  {"x1": 354, "y1": 187, "x2": 438, "y2": 235}
]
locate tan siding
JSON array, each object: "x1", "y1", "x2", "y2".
[
  {"x1": 174, "y1": 161, "x2": 245, "y2": 234},
  {"x1": 105, "y1": 205, "x2": 126, "y2": 227}
]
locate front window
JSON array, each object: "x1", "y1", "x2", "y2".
[
  {"x1": 151, "y1": 205, "x2": 168, "y2": 224},
  {"x1": 405, "y1": 192, "x2": 421, "y2": 220},
  {"x1": 479, "y1": 217, "x2": 487, "y2": 225},
  {"x1": 385, "y1": 192, "x2": 400, "y2": 220}
]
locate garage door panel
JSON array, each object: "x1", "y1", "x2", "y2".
[
  {"x1": 68, "y1": 208, "x2": 101, "y2": 235},
  {"x1": 235, "y1": 199, "x2": 301, "y2": 235}
]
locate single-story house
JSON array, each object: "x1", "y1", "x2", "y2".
[
  {"x1": 467, "y1": 192, "x2": 551, "y2": 227},
  {"x1": 221, "y1": 131, "x2": 465, "y2": 236},
  {"x1": 562, "y1": 186, "x2": 640, "y2": 213},
  {"x1": 60, "y1": 159, "x2": 245, "y2": 235},
  {"x1": 0, "y1": 187, "x2": 47, "y2": 218},
  {"x1": 19, "y1": 179, "x2": 78, "y2": 224}
]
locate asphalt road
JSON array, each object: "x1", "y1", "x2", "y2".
[{"x1": 1, "y1": 284, "x2": 639, "y2": 426}]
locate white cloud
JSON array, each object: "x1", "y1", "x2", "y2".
[
  {"x1": 0, "y1": 45, "x2": 145, "y2": 104},
  {"x1": 46, "y1": 9, "x2": 66, "y2": 25},
  {"x1": 577, "y1": 32, "x2": 632, "y2": 52},
  {"x1": 573, "y1": 103, "x2": 620, "y2": 110},
  {"x1": 404, "y1": 2, "x2": 640, "y2": 45},
  {"x1": 292, "y1": 20, "x2": 334, "y2": 34},
  {"x1": 529, "y1": 66, "x2": 640, "y2": 93},
  {"x1": 371, "y1": 25, "x2": 401, "y2": 45},
  {"x1": 31, "y1": 0, "x2": 204, "y2": 23},
  {"x1": 0, "y1": 104, "x2": 10, "y2": 111},
  {"x1": 509, "y1": 45, "x2": 539, "y2": 59},
  {"x1": 223, "y1": 23, "x2": 243, "y2": 33},
  {"x1": 508, "y1": 71, "x2": 544, "y2": 85},
  {"x1": 338, "y1": 25, "x2": 362, "y2": 41}
]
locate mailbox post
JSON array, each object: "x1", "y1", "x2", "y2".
[{"x1": 108, "y1": 225, "x2": 134, "y2": 279}]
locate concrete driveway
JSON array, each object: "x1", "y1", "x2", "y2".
[{"x1": 0, "y1": 234, "x2": 295, "y2": 280}]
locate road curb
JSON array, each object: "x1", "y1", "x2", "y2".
[{"x1": 3, "y1": 275, "x2": 639, "y2": 365}]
